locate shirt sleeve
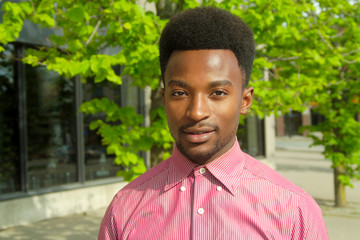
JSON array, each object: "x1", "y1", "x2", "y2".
[
  {"x1": 98, "y1": 203, "x2": 119, "y2": 240},
  {"x1": 290, "y1": 193, "x2": 329, "y2": 240}
]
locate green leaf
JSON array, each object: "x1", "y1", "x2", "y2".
[
  {"x1": 66, "y1": 6, "x2": 86, "y2": 22},
  {"x1": 35, "y1": 13, "x2": 55, "y2": 27},
  {"x1": 123, "y1": 22, "x2": 132, "y2": 30},
  {"x1": 49, "y1": 34, "x2": 66, "y2": 45},
  {"x1": 328, "y1": 56, "x2": 341, "y2": 67},
  {"x1": 338, "y1": 175, "x2": 354, "y2": 188}
]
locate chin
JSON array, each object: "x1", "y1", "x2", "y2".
[{"x1": 178, "y1": 144, "x2": 216, "y2": 165}]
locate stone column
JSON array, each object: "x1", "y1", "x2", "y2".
[
  {"x1": 275, "y1": 116, "x2": 285, "y2": 136},
  {"x1": 301, "y1": 108, "x2": 311, "y2": 136}
]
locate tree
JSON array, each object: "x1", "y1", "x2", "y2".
[
  {"x1": 299, "y1": 1, "x2": 360, "y2": 207},
  {"x1": 247, "y1": 0, "x2": 360, "y2": 207},
  {"x1": 1, "y1": 0, "x2": 359, "y2": 206},
  {"x1": 232, "y1": 0, "x2": 360, "y2": 207}
]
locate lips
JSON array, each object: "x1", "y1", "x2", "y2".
[{"x1": 182, "y1": 128, "x2": 215, "y2": 143}]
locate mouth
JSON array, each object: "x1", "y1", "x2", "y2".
[
  {"x1": 185, "y1": 131, "x2": 213, "y2": 134},
  {"x1": 182, "y1": 128, "x2": 215, "y2": 144}
]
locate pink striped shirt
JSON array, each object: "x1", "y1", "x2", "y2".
[{"x1": 98, "y1": 139, "x2": 328, "y2": 239}]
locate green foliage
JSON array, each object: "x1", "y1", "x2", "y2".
[
  {"x1": 0, "y1": 1, "x2": 32, "y2": 51},
  {"x1": 217, "y1": 0, "x2": 360, "y2": 189},
  {"x1": 80, "y1": 98, "x2": 172, "y2": 180},
  {"x1": 149, "y1": 107, "x2": 174, "y2": 151},
  {"x1": 0, "y1": 0, "x2": 168, "y2": 180},
  {"x1": 1, "y1": 0, "x2": 360, "y2": 186},
  {"x1": 297, "y1": 0, "x2": 360, "y2": 188}
]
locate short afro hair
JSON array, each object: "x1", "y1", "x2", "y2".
[{"x1": 159, "y1": 7, "x2": 255, "y2": 87}]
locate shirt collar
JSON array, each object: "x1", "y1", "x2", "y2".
[
  {"x1": 165, "y1": 138, "x2": 246, "y2": 196},
  {"x1": 206, "y1": 139, "x2": 246, "y2": 196},
  {"x1": 165, "y1": 145, "x2": 197, "y2": 192}
]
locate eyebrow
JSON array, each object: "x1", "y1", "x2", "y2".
[
  {"x1": 167, "y1": 79, "x2": 188, "y2": 88},
  {"x1": 208, "y1": 79, "x2": 233, "y2": 88},
  {"x1": 167, "y1": 79, "x2": 233, "y2": 88}
]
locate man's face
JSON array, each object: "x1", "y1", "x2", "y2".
[{"x1": 162, "y1": 49, "x2": 253, "y2": 165}]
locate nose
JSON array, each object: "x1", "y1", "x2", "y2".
[{"x1": 186, "y1": 94, "x2": 210, "y2": 121}]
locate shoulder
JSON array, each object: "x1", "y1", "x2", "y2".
[
  {"x1": 110, "y1": 159, "x2": 171, "y2": 207},
  {"x1": 106, "y1": 158, "x2": 171, "y2": 217},
  {"x1": 241, "y1": 153, "x2": 319, "y2": 216},
  {"x1": 242, "y1": 152, "x2": 307, "y2": 195},
  {"x1": 121, "y1": 159, "x2": 170, "y2": 191},
  {"x1": 242, "y1": 153, "x2": 328, "y2": 239},
  {"x1": 98, "y1": 159, "x2": 172, "y2": 239}
]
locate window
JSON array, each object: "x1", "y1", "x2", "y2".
[
  {"x1": 284, "y1": 110, "x2": 302, "y2": 136},
  {"x1": 82, "y1": 75, "x2": 143, "y2": 181},
  {"x1": 83, "y1": 81, "x2": 123, "y2": 181},
  {"x1": 311, "y1": 109, "x2": 325, "y2": 126},
  {"x1": 237, "y1": 115, "x2": 265, "y2": 157},
  {"x1": 26, "y1": 64, "x2": 77, "y2": 190},
  {"x1": 0, "y1": 44, "x2": 20, "y2": 194},
  {"x1": 0, "y1": 44, "x2": 144, "y2": 198}
]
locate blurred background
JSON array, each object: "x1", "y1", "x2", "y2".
[{"x1": 0, "y1": 0, "x2": 359, "y2": 239}]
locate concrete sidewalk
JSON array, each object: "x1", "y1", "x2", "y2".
[
  {"x1": 0, "y1": 207, "x2": 106, "y2": 240},
  {"x1": 274, "y1": 136, "x2": 360, "y2": 240},
  {"x1": 1, "y1": 136, "x2": 359, "y2": 239}
]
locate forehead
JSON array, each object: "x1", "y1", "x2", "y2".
[{"x1": 164, "y1": 49, "x2": 244, "y2": 87}]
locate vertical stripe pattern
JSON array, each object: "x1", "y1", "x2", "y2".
[{"x1": 98, "y1": 139, "x2": 328, "y2": 240}]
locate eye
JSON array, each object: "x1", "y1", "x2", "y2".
[
  {"x1": 171, "y1": 91, "x2": 186, "y2": 97},
  {"x1": 212, "y1": 90, "x2": 227, "y2": 96}
]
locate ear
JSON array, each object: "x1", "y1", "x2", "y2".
[
  {"x1": 161, "y1": 88, "x2": 165, "y2": 106},
  {"x1": 240, "y1": 87, "x2": 254, "y2": 115}
]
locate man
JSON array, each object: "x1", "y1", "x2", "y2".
[{"x1": 99, "y1": 7, "x2": 328, "y2": 239}]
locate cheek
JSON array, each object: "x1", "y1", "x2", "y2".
[
  {"x1": 165, "y1": 104, "x2": 183, "y2": 132},
  {"x1": 166, "y1": 103, "x2": 182, "y2": 120},
  {"x1": 213, "y1": 100, "x2": 241, "y2": 124}
]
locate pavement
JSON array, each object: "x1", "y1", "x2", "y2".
[
  {"x1": 0, "y1": 135, "x2": 359, "y2": 239},
  {"x1": 275, "y1": 136, "x2": 360, "y2": 240}
]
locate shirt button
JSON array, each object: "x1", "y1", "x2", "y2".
[
  {"x1": 199, "y1": 168, "x2": 206, "y2": 174},
  {"x1": 180, "y1": 186, "x2": 186, "y2": 192},
  {"x1": 216, "y1": 186, "x2": 222, "y2": 192},
  {"x1": 197, "y1": 208, "x2": 204, "y2": 215}
]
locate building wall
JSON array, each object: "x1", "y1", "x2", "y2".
[
  {"x1": 276, "y1": 109, "x2": 311, "y2": 137},
  {"x1": 275, "y1": 116, "x2": 285, "y2": 137},
  {"x1": 0, "y1": 181, "x2": 127, "y2": 229}
]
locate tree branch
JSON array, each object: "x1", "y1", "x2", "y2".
[
  {"x1": 86, "y1": 19, "x2": 102, "y2": 46},
  {"x1": 343, "y1": 59, "x2": 358, "y2": 64},
  {"x1": 318, "y1": 30, "x2": 335, "y2": 51},
  {"x1": 342, "y1": 48, "x2": 360, "y2": 57},
  {"x1": 30, "y1": 0, "x2": 36, "y2": 15},
  {"x1": 269, "y1": 56, "x2": 299, "y2": 62},
  {"x1": 260, "y1": 0, "x2": 273, "y2": 14}
]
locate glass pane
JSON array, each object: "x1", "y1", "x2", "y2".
[
  {"x1": 311, "y1": 109, "x2": 325, "y2": 126},
  {"x1": 284, "y1": 111, "x2": 302, "y2": 136},
  {"x1": 83, "y1": 80, "x2": 131, "y2": 181},
  {"x1": 237, "y1": 116, "x2": 265, "y2": 157},
  {"x1": 0, "y1": 44, "x2": 21, "y2": 194},
  {"x1": 26, "y1": 65, "x2": 77, "y2": 190}
]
